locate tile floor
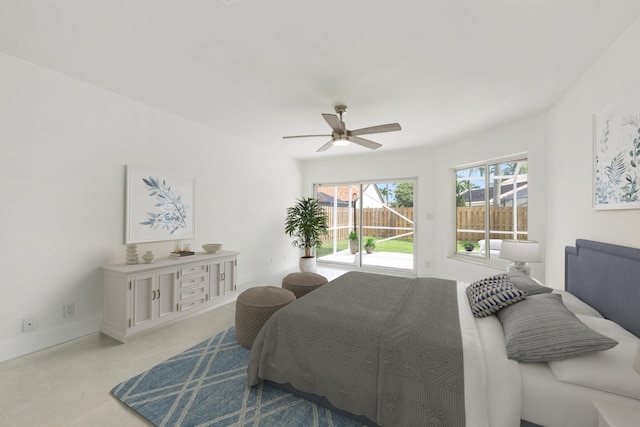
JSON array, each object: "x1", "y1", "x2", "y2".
[
  {"x1": 0, "y1": 303, "x2": 236, "y2": 427},
  {"x1": 0, "y1": 266, "x2": 348, "y2": 427}
]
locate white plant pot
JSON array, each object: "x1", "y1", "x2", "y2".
[{"x1": 299, "y1": 256, "x2": 317, "y2": 273}]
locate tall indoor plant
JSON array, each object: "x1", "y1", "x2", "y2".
[{"x1": 284, "y1": 197, "x2": 329, "y2": 272}]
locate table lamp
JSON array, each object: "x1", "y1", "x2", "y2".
[{"x1": 499, "y1": 240, "x2": 541, "y2": 277}]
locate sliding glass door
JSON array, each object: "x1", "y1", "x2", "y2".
[{"x1": 315, "y1": 180, "x2": 415, "y2": 272}]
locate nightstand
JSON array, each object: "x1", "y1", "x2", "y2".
[{"x1": 593, "y1": 400, "x2": 640, "y2": 427}]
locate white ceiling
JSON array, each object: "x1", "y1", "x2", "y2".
[{"x1": 2, "y1": 0, "x2": 640, "y2": 159}]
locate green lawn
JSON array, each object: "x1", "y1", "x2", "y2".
[{"x1": 317, "y1": 237, "x2": 413, "y2": 257}]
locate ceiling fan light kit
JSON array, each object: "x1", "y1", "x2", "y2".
[
  {"x1": 283, "y1": 104, "x2": 401, "y2": 152},
  {"x1": 332, "y1": 135, "x2": 350, "y2": 146}
]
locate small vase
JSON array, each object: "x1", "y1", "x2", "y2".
[
  {"x1": 143, "y1": 250, "x2": 156, "y2": 264},
  {"x1": 126, "y1": 244, "x2": 139, "y2": 264}
]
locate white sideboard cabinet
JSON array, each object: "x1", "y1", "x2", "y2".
[{"x1": 102, "y1": 250, "x2": 239, "y2": 342}]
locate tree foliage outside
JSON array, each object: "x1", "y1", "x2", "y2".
[
  {"x1": 378, "y1": 185, "x2": 393, "y2": 205},
  {"x1": 394, "y1": 183, "x2": 414, "y2": 207}
]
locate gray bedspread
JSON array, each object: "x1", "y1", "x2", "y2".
[{"x1": 248, "y1": 271, "x2": 464, "y2": 426}]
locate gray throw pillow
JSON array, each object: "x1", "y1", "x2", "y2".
[
  {"x1": 496, "y1": 293, "x2": 618, "y2": 362},
  {"x1": 506, "y1": 271, "x2": 553, "y2": 296},
  {"x1": 466, "y1": 274, "x2": 527, "y2": 317}
]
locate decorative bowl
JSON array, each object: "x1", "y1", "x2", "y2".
[{"x1": 202, "y1": 243, "x2": 223, "y2": 253}]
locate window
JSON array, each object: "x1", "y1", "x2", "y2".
[
  {"x1": 314, "y1": 180, "x2": 415, "y2": 271},
  {"x1": 455, "y1": 158, "x2": 528, "y2": 260}
]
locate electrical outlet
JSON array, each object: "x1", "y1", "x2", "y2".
[
  {"x1": 63, "y1": 303, "x2": 75, "y2": 318},
  {"x1": 23, "y1": 316, "x2": 36, "y2": 332}
]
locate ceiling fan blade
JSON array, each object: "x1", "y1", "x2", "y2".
[
  {"x1": 349, "y1": 123, "x2": 401, "y2": 136},
  {"x1": 283, "y1": 134, "x2": 331, "y2": 139},
  {"x1": 322, "y1": 113, "x2": 345, "y2": 133},
  {"x1": 350, "y1": 136, "x2": 382, "y2": 150},
  {"x1": 316, "y1": 140, "x2": 335, "y2": 152}
]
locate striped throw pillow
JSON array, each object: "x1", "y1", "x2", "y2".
[
  {"x1": 497, "y1": 293, "x2": 618, "y2": 362},
  {"x1": 466, "y1": 274, "x2": 527, "y2": 317}
]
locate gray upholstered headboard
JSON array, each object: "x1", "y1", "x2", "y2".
[{"x1": 565, "y1": 239, "x2": 640, "y2": 338}]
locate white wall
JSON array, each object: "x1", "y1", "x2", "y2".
[
  {"x1": 302, "y1": 112, "x2": 548, "y2": 283},
  {"x1": 0, "y1": 53, "x2": 301, "y2": 362},
  {"x1": 433, "y1": 114, "x2": 548, "y2": 283},
  {"x1": 546, "y1": 17, "x2": 640, "y2": 287}
]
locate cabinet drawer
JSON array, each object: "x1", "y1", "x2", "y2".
[
  {"x1": 179, "y1": 284, "x2": 207, "y2": 301},
  {"x1": 178, "y1": 295, "x2": 207, "y2": 312},
  {"x1": 179, "y1": 275, "x2": 207, "y2": 289},
  {"x1": 179, "y1": 264, "x2": 207, "y2": 278}
]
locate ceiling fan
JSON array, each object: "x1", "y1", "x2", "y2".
[{"x1": 283, "y1": 105, "x2": 401, "y2": 152}]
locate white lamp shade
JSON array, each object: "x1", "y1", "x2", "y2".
[
  {"x1": 634, "y1": 343, "x2": 640, "y2": 375},
  {"x1": 500, "y1": 240, "x2": 541, "y2": 263}
]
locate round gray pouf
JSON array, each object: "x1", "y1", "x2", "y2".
[
  {"x1": 282, "y1": 272, "x2": 328, "y2": 298},
  {"x1": 235, "y1": 286, "x2": 295, "y2": 349}
]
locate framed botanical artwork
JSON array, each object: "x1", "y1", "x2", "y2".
[
  {"x1": 125, "y1": 166, "x2": 196, "y2": 243},
  {"x1": 593, "y1": 86, "x2": 640, "y2": 210}
]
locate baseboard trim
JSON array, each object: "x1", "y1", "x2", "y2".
[{"x1": 0, "y1": 315, "x2": 101, "y2": 363}]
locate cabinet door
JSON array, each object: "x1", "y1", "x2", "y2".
[
  {"x1": 208, "y1": 255, "x2": 237, "y2": 297},
  {"x1": 157, "y1": 270, "x2": 177, "y2": 319},
  {"x1": 222, "y1": 259, "x2": 237, "y2": 294},
  {"x1": 209, "y1": 262, "x2": 222, "y2": 297},
  {"x1": 132, "y1": 275, "x2": 153, "y2": 328}
]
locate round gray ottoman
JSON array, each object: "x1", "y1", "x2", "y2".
[
  {"x1": 282, "y1": 272, "x2": 328, "y2": 298},
  {"x1": 235, "y1": 286, "x2": 295, "y2": 348}
]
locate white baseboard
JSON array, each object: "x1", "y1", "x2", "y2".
[{"x1": 0, "y1": 315, "x2": 102, "y2": 363}]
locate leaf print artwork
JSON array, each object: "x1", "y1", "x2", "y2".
[
  {"x1": 605, "y1": 152, "x2": 626, "y2": 184},
  {"x1": 139, "y1": 176, "x2": 189, "y2": 234},
  {"x1": 593, "y1": 91, "x2": 640, "y2": 209},
  {"x1": 126, "y1": 167, "x2": 195, "y2": 244}
]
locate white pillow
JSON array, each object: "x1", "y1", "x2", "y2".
[
  {"x1": 548, "y1": 315, "x2": 640, "y2": 400},
  {"x1": 552, "y1": 289, "x2": 603, "y2": 318}
]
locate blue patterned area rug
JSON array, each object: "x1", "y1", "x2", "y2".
[{"x1": 112, "y1": 327, "x2": 364, "y2": 427}]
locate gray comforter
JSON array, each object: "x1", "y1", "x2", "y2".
[{"x1": 248, "y1": 271, "x2": 464, "y2": 426}]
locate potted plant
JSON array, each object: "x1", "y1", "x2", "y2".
[
  {"x1": 364, "y1": 237, "x2": 376, "y2": 254},
  {"x1": 348, "y1": 231, "x2": 359, "y2": 254},
  {"x1": 463, "y1": 242, "x2": 475, "y2": 252},
  {"x1": 284, "y1": 197, "x2": 329, "y2": 272}
]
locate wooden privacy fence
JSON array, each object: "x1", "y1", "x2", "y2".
[
  {"x1": 322, "y1": 207, "x2": 414, "y2": 241},
  {"x1": 456, "y1": 206, "x2": 528, "y2": 241}
]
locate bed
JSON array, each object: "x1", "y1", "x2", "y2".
[
  {"x1": 519, "y1": 239, "x2": 640, "y2": 427},
  {"x1": 248, "y1": 239, "x2": 640, "y2": 426}
]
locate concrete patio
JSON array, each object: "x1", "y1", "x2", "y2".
[{"x1": 318, "y1": 250, "x2": 414, "y2": 271}]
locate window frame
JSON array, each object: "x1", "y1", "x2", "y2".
[
  {"x1": 313, "y1": 179, "x2": 417, "y2": 274},
  {"x1": 453, "y1": 154, "x2": 529, "y2": 266}
]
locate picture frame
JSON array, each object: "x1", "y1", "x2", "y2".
[
  {"x1": 125, "y1": 166, "x2": 196, "y2": 244},
  {"x1": 593, "y1": 86, "x2": 640, "y2": 210}
]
